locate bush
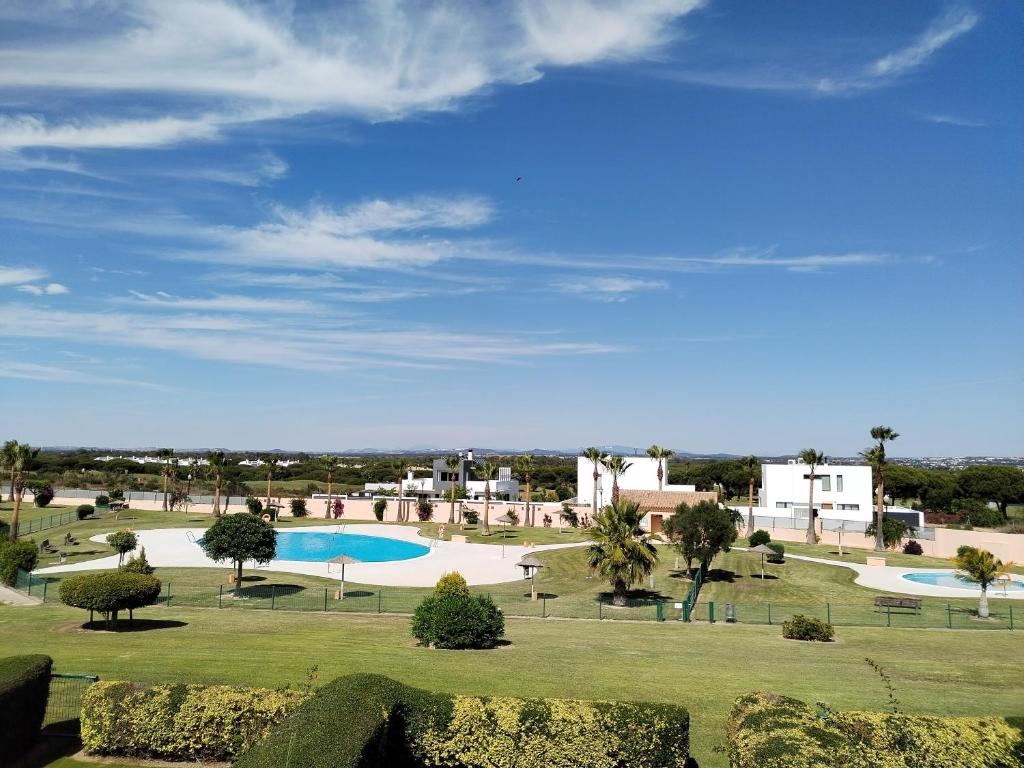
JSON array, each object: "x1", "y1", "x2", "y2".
[
  {"x1": 463, "y1": 506, "x2": 479, "y2": 525},
  {"x1": 106, "y1": 529, "x2": 138, "y2": 565},
  {"x1": 782, "y1": 615, "x2": 833, "y2": 642},
  {"x1": 416, "y1": 499, "x2": 434, "y2": 522},
  {"x1": 728, "y1": 691, "x2": 1024, "y2": 768},
  {"x1": 109, "y1": 488, "x2": 125, "y2": 501},
  {"x1": 121, "y1": 546, "x2": 154, "y2": 575},
  {"x1": 59, "y1": 571, "x2": 162, "y2": 628},
  {"x1": 0, "y1": 539, "x2": 39, "y2": 586},
  {"x1": 290, "y1": 498, "x2": 307, "y2": 517},
  {"x1": 77, "y1": 504, "x2": 95, "y2": 519},
  {"x1": 953, "y1": 498, "x2": 1003, "y2": 528},
  {"x1": 81, "y1": 681, "x2": 306, "y2": 761},
  {"x1": 373, "y1": 497, "x2": 387, "y2": 521},
  {"x1": 95, "y1": 494, "x2": 110, "y2": 507},
  {"x1": 865, "y1": 518, "x2": 911, "y2": 550},
  {"x1": 0, "y1": 520, "x2": 7, "y2": 539},
  {"x1": 748, "y1": 529, "x2": 771, "y2": 547},
  {"x1": 33, "y1": 486, "x2": 54, "y2": 508},
  {"x1": 246, "y1": 496, "x2": 263, "y2": 515},
  {"x1": 766, "y1": 542, "x2": 785, "y2": 563},
  {"x1": 412, "y1": 573, "x2": 504, "y2": 650},
  {"x1": 0, "y1": 654, "x2": 52, "y2": 764},
  {"x1": 924, "y1": 511, "x2": 964, "y2": 526},
  {"x1": 903, "y1": 539, "x2": 923, "y2": 555},
  {"x1": 234, "y1": 673, "x2": 691, "y2": 768}
]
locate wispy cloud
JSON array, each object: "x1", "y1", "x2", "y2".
[
  {"x1": 550, "y1": 275, "x2": 668, "y2": 301},
  {"x1": 0, "y1": 361, "x2": 169, "y2": 390},
  {"x1": 157, "y1": 151, "x2": 289, "y2": 186},
  {"x1": 0, "y1": 265, "x2": 48, "y2": 286},
  {"x1": 120, "y1": 290, "x2": 317, "y2": 314},
  {"x1": 0, "y1": 0, "x2": 702, "y2": 150},
  {"x1": 868, "y1": 7, "x2": 978, "y2": 79},
  {"x1": 16, "y1": 282, "x2": 69, "y2": 296},
  {"x1": 918, "y1": 112, "x2": 988, "y2": 128}
]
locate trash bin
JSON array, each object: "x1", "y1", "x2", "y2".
[{"x1": 725, "y1": 603, "x2": 736, "y2": 623}]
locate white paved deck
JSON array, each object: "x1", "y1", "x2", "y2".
[{"x1": 35, "y1": 525, "x2": 586, "y2": 587}]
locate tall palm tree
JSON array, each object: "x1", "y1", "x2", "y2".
[
  {"x1": 514, "y1": 454, "x2": 535, "y2": 526},
  {"x1": 741, "y1": 455, "x2": 760, "y2": 537},
  {"x1": 478, "y1": 460, "x2": 498, "y2": 536},
  {"x1": 157, "y1": 448, "x2": 175, "y2": 511},
  {"x1": 645, "y1": 445, "x2": 674, "y2": 492},
  {"x1": 602, "y1": 455, "x2": 633, "y2": 505},
  {"x1": 868, "y1": 425, "x2": 899, "y2": 552},
  {"x1": 8, "y1": 442, "x2": 39, "y2": 540},
  {"x1": 586, "y1": 499, "x2": 658, "y2": 606},
  {"x1": 318, "y1": 454, "x2": 342, "y2": 519},
  {"x1": 798, "y1": 449, "x2": 825, "y2": 545},
  {"x1": 393, "y1": 458, "x2": 408, "y2": 522},
  {"x1": 582, "y1": 447, "x2": 606, "y2": 517},
  {"x1": 953, "y1": 547, "x2": 1013, "y2": 619},
  {"x1": 206, "y1": 451, "x2": 226, "y2": 517},
  {"x1": 2, "y1": 439, "x2": 17, "y2": 502},
  {"x1": 445, "y1": 455, "x2": 461, "y2": 524},
  {"x1": 261, "y1": 455, "x2": 277, "y2": 510}
]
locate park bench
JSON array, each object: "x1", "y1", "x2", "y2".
[
  {"x1": 874, "y1": 596, "x2": 922, "y2": 614},
  {"x1": 39, "y1": 539, "x2": 57, "y2": 554}
]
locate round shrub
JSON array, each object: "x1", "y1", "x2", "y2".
[
  {"x1": 95, "y1": 494, "x2": 110, "y2": 507},
  {"x1": 121, "y1": 546, "x2": 154, "y2": 575},
  {"x1": 246, "y1": 496, "x2": 263, "y2": 515},
  {"x1": 766, "y1": 542, "x2": 785, "y2": 563},
  {"x1": 416, "y1": 499, "x2": 434, "y2": 522},
  {"x1": 412, "y1": 574, "x2": 504, "y2": 649},
  {"x1": 0, "y1": 539, "x2": 39, "y2": 586},
  {"x1": 782, "y1": 614, "x2": 834, "y2": 642},
  {"x1": 59, "y1": 571, "x2": 162, "y2": 628},
  {"x1": 32, "y1": 486, "x2": 54, "y2": 508},
  {"x1": 77, "y1": 504, "x2": 95, "y2": 520},
  {"x1": 106, "y1": 529, "x2": 138, "y2": 565},
  {"x1": 372, "y1": 497, "x2": 387, "y2": 521},
  {"x1": 433, "y1": 572, "x2": 470, "y2": 598},
  {"x1": 463, "y1": 506, "x2": 479, "y2": 525},
  {"x1": 748, "y1": 529, "x2": 771, "y2": 547},
  {"x1": 290, "y1": 498, "x2": 307, "y2": 518},
  {"x1": 903, "y1": 539, "x2": 924, "y2": 556}
]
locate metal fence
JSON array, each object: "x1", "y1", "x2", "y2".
[
  {"x1": 15, "y1": 569, "x2": 50, "y2": 600},
  {"x1": 44, "y1": 673, "x2": 99, "y2": 734},
  {"x1": 14, "y1": 509, "x2": 79, "y2": 538}
]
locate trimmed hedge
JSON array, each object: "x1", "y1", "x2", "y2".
[
  {"x1": 0, "y1": 654, "x2": 52, "y2": 764},
  {"x1": 81, "y1": 681, "x2": 307, "y2": 761},
  {"x1": 0, "y1": 538, "x2": 38, "y2": 586},
  {"x1": 235, "y1": 673, "x2": 690, "y2": 768},
  {"x1": 728, "y1": 692, "x2": 1024, "y2": 768},
  {"x1": 59, "y1": 571, "x2": 162, "y2": 627}
]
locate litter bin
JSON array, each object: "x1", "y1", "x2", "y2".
[{"x1": 725, "y1": 603, "x2": 736, "y2": 623}]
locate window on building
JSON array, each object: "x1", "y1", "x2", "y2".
[
  {"x1": 836, "y1": 474, "x2": 843, "y2": 492},
  {"x1": 820, "y1": 475, "x2": 831, "y2": 492},
  {"x1": 775, "y1": 501, "x2": 791, "y2": 508},
  {"x1": 838, "y1": 503, "x2": 860, "y2": 511}
]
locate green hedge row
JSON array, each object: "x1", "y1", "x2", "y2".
[
  {"x1": 81, "y1": 681, "x2": 307, "y2": 761},
  {"x1": 0, "y1": 654, "x2": 52, "y2": 764},
  {"x1": 0, "y1": 539, "x2": 38, "y2": 586},
  {"x1": 235, "y1": 673, "x2": 690, "y2": 768},
  {"x1": 728, "y1": 692, "x2": 1024, "y2": 768}
]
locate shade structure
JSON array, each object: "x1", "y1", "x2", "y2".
[
  {"x1": 328, "y1": 554, "x2": 361, "y2": 599},
  {"x1": 495, "y1": 513, "x2": 515, "y2": 524},
  {"x1": 748, "y1": 544, "x2": 774, "y2": 581},
  {"x1": 516, "y1": 555, "x2": 544, "y2": 600}
]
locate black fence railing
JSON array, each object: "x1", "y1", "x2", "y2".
[{"x1": 44, "y1": 673, "x2": 99, "y2": 734}]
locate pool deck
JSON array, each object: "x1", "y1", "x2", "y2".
[{"x1": 34, "y1": 524, "x2": 586, "y2": 587}]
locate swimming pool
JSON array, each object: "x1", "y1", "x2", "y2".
[
  {"x1": 272, "y1": 531, "x2": 430, "y2": 563},
  {"x1": 902, "y1": 571, "x2": 1024, "y2": 592}
]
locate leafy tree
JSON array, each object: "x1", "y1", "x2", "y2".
[
  {"x1": 514, "y1": 454, "x2": 536, "y2": 526},
  {"x1": 58, "y1": 571, "x2": 161, "y2": 628},
  {"x1": 798, "y1": 449, "x2": 825, "y2": 545},
  {"x1": 290, "y1": 498, "x2": 307, "y2": 517},
  {"x1": 157, "y1": 448, "x2": 175, "y2": 512},
  {"x1": 951, "y1": 498, "x2": 1003, "y2": 528},
  {"x1": 106, "y1": 529, "x2": 138, "y2": 566},
  {"x1": 585, "y1": 499, "x2": 658, "y2": 606},
  {"x1": 864, "y1": 518, "x2": 911, "y2": 550},
  {"x1": 920, "y1": 471, "x2": 957, "y2": 512},
  {"x1": 645, "y1": 445, "x2": 674, "y2": 492},
  {"x1": 748, "y1": 529, "x2": 771, "y2": 548},
  {"x1": 200, "y1": 514, "x2": 276, "y2": 597},
  {"x1": 601, "y1": 455, "x2": 633, "y2": 505},
  {"x1": 663, "y1": 500, "x2": 738, "y2": 577},
  {"x1": 32, "y1": 485, "x2": 54, "y2": 508},
  {"x1": 581, "y1": 447, "x2": 606, "y2": 517},
  {"x1": 953, "y1": 546, "x2": 1013, "y2": 619},
  {"x1": 246, "y1": 496, "x2": 263, "y2": 515},
  {"x1": 866, "y1": 426, "x2": 899, "y2": 551},
  {"x1": 740, "y1": 455, "x2": 759, "y2": 537},
  {"x1": 7, "y1": 442, "x2": 39, "y2": 540},
  {"x1": 477, "y1": 460, "x2": 498, "y2": 535},
  {"x1": 206, "y1": 451, "x2": 226, "y2": 517},
  {"x1": 955, "y1": 466, "x2": 1024, "y2": 520}
]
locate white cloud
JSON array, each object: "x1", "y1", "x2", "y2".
[
  {"x1": 16, "y1": 282, "x2": 69, "y2": 296},
  {"x1": 0, "y1": 361, "x2": 169, "y2": 390},
  {"x1": 919, "y1": 112, "x2": 988, "y2": 128},
  {"x1": 869, "y1": 7, "x2": 978, "y2": 78},
  {"x1": 0, "y1": 265, "x2": 47, "y2": 286},
  {"x1": 159, "y1": 151, "x2": 289, "y2": 186},
  {"x1": 0, "y1": 0, "x2": 701, "y2": 149},
  {"x1": 551, "y1": 275, "x2": 668, "y2": 301},
  {"x1": 120, "y1": 290, "x2": 317, "y2": 314}
]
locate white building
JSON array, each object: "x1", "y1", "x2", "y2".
[
  {"x1": 575, "y1": 456, "x2": 695, "y2": 507},
  {"x1": 759, "y1": 460, "x2": 873, "y2": 523},
  {"x1": 366, "y1": 452, "x2": 519, "y2": 501}
]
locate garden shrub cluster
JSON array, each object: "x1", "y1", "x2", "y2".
[
  {"x1": 59, "y1": 571, "x2": 162, "y2": 627},
  {"x1": 781, "y1": 614, "x2": 833, "y2": 642},
  {"x1": 234, "y1": 673, "x2": 690, "y2": 768},
  {"x1": 82, "y1": 681, "x2": 307, "y2": 761},
  {"x1": 290, "y1": 498, "x2": 307, "y2": 517},
  {"x1": 76, "y1": 504, "x2": 95, "y2": 519},
  {"x1": 766, "y1": 542, "x2": 785, "y2": 563},
  {"x1": 373, "y1": 497, "x2": 387, "y2": 520},
  {"x1": 411, "y1": 573, "x2": 504, "y2": 649},
  {"x1": 748, "y1": 529, "x2": 771, "y2": 547},
  {"x1": 0, "y1": 654, "x2": 52, "y2": 764},
  {"x1": 952, "y1": 498, "x2": 1004, "y2": 528},
  {"x1": 0, "y1": 538, "x2": 38, "y2": 586},
  {"x1": 728, "y1": 691, "x2": 1024, "y2": 768},
  {"x1": 902, "y1": 539, "x2": 923, "y2": 555},
  {"x1": 32, "y1": 485, "x2": 54, "y2": 507}
]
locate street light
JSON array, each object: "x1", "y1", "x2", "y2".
[{"x1": 184, "y1": 473, "x2": 192, "y2": 519}]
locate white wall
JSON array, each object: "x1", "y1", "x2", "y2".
[
  {"x1": 760, "y1": 462, "x2": 873, "y2": 523},
  {"x1": 576, "y1": 456, "x2": 693, "y2": 506}
]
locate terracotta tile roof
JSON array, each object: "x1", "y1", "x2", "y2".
[{"x1": 620, "y1": 489, "x2": 719, "y2": 512}]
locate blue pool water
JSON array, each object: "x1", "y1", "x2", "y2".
[
  {"x1": 902, "y1": 571, "x2": 1024, "y2": 592},
  {"x1": 271, "y1": 531, "x2": 429, "y2": 563}
]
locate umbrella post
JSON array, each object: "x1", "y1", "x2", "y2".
[{"x1": 340, "y1": 562, "x2": 345, "y2": 600}]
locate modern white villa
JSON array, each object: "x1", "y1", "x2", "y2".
[
  {"x1": 365, "y1": 450, "x2": 520, "y2": 501},
  {"x1": 575, "y1": 455, "x2": 695, "y2": 507},
  {"x1": 759, "y1": 460, "x2": 874, "y2": 523}
]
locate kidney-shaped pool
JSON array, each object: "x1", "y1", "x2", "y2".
[{"x1": 269, "y1": 530, "x2": 429, "y2": 563}]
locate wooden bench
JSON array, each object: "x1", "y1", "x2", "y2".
[
  {"x1": 865, "y1": 556, "x2": 886, "y2": 567},
  {"x1": 450, "y1": 534, "x2": 468, "y2": 544},
  {"x1": 874, "y1": 596, "x2": 922, "y2": 614}
]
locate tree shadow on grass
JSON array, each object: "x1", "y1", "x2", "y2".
[
  {"x1": 340, "y1": 590, "x2": 375, "y2": 598},
  {"x1": 705, "y1": 569, "x2": 740, "y2": 583},
  {"x1": 12, "y1": 735, "x2": 81, "y2": 768},
  {"x1": 241, "y1": 574, "x2": 267, "y2": 582},
  {"x1": 81, "y1": 618, "x2": 188, "y2": 632},
  {"x1": 751, "y1": 573, "x2": 779, "y2": 581},
  {"x1": 535, "y1": 592, "x2": 559, "y2": 600}
]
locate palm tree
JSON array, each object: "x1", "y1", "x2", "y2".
[
  {"x1": 798, "y1": 449, "x2": 825, "y2": 545},
  {"x1": 741, "y1": 455, "x2": 760, "y2": 537},
  {"x1": 602, "y1": 455, "x2": 633, "y2": 505},
  {"x1": 2, "y1": 439, "x2": 17, "y2": 502},
  {"x1": 261, "y1": 456, "x2": 277, "y2": 510},
  {"x1": 478, "y1": 460, "x2": 498, "y2": 536},
  {"x1": 953, "y1": 547, "x2": 1013, "y2": 619},
  {"x1": 586, "y1": 499, "x2": 658, "y2": 606},
  {"x1": 318, "y1": 454, "x2": 342, "y2": 519},
  {"x1": 582, "y1": 447, "x2": 606, "y2": 517},
  {"x1": 868, "y1": 425, "x2": 899, "y2": 552},
  {"x1": 445, "y1": 455, "x2": 461, "y2": 524},
  {"x1": 514, "y1": 454, "x2": 535, "y2": 526},
  {"x1": 206, "y1": 451, "x2": 226, "y2": 517},
  {"x1": 157, "y1": 448, "x2": 175, "y2": 511},
  {"x1": 8, "y1": 442, "x2": 39, "y2": 540},
  {"x1": 645, "y1": 445, "x2": 674, "y2": 492},
  {"x1": 393, "y1": 458, "x2": 408, "y2": 522}
]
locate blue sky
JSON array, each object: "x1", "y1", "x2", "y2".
[{"x1": 0, "y1": 1, "x2": 1021, "y2": 456}]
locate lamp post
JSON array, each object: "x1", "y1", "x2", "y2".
[{"x1": 184, "y1": 473, "x2": 193, "y2": 519}]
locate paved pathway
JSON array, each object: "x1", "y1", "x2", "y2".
[
  {"x1": 36, "y1": 524, "x2": 586, "y2": 587},
  {"x1": 0, "y1": 583, "x2": 40, "y2": 605}
]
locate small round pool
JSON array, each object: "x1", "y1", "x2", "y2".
[
  {"x1": 902, "y1": 571, "x2": 1024, "y2": 592},
  {"x1": 272, "y1": 531, "x2": 429, "y2": 563}
]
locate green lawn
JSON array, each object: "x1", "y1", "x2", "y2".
[
  {"x1": 2, "y1": 603, "x2": 1022, "y2": 768},
  {"x1": 0, "y1": 501, "x2": 73, "y2": 526}
]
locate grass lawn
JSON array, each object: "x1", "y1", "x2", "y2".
[
  {"x1": 2, "y1": 603, "x2": 1022, "y2": 768},
  {"x1": 0, "y1": 501, "x2": 73, "y2": 526}
]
